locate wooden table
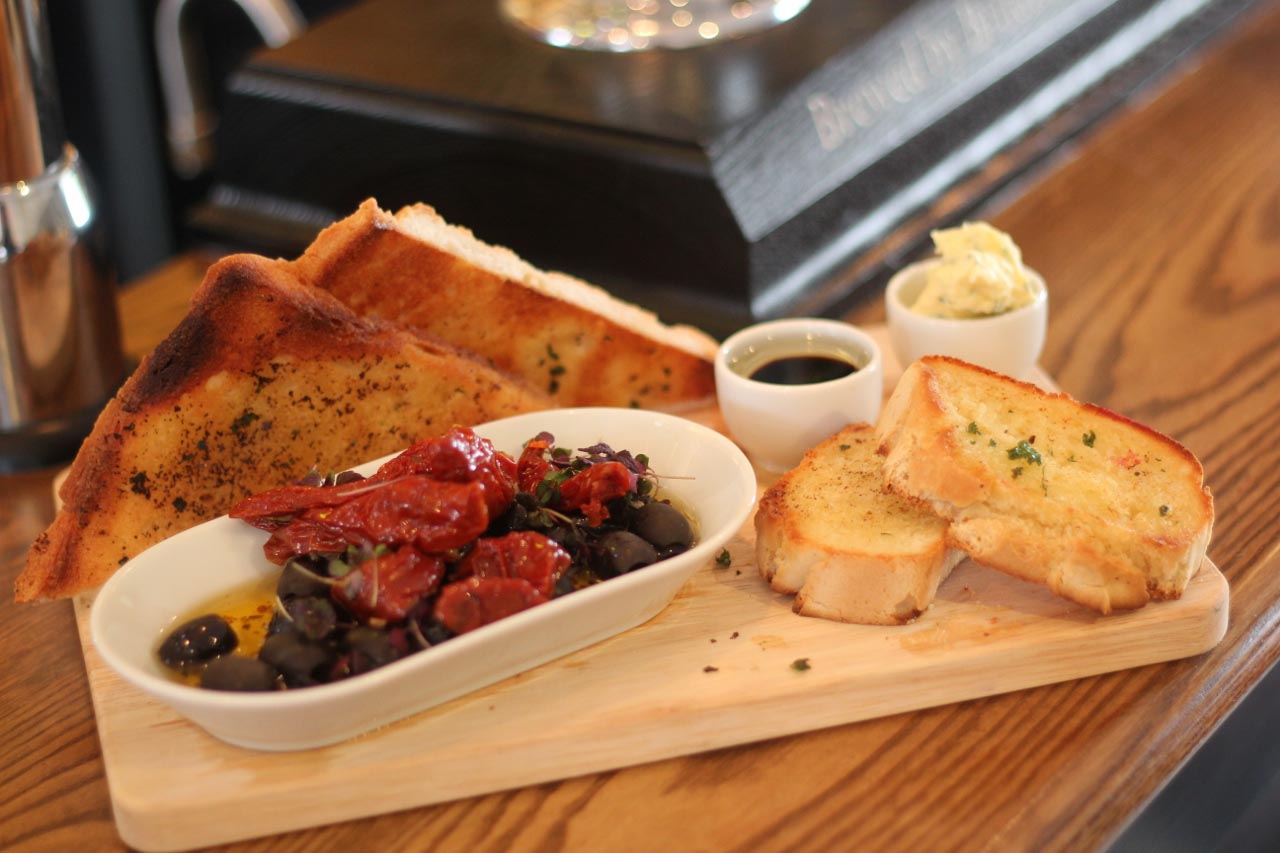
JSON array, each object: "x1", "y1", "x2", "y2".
[{"x1": 3, "y1": 5, "x2": 1278, "y2": 850}]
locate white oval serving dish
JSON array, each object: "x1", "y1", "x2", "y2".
[{"x1": 90, "y1": 407, "x2": 756, "y2": 751}]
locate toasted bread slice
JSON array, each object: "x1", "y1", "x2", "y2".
[
  {"x1": 291, "y1": 200, "x2": 717, "y2": 410},
  {"x1": 876, "y1": 356, "x2": 1213, "y2": 614},
  {"x1": 755, "y1": 424, "x2": 963, "y2": 625},
  {"x1": 17, "y1": 255, "x2": 551, "y2": 602}
]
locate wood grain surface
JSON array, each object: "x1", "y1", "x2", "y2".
[
  {"x1": 3, "y1": 3, "x2": 1280, "y2": 851},
  {"x1": 72, "y1": 331, "x2": 1227, "y2": 851},
  {"x1": 80, "y1": 552, "x2": 1227, "y2": 852}
]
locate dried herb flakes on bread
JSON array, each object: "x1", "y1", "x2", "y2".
[
  {"x1": 293, "y1": 200, "x2": 717, "y2": 410},
  {"x1": 756, "y1": 424, "x2": 963, "y2": 625},
  {"x1": 876, "y1": 356, "x2": 1213, "y2": 614}
]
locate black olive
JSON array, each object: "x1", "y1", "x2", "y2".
[
  {"x1": 632, "y1": 501, "x2": 693, "y2": 549},
  {"x1": 158, "y1": 614, "x2": 238, "y2": 670},
  {"x1": 598, "y1": 531, "x2": 658, "y2": 576},
  {"x1": 332, "y1": 470, "x2": 365, "y2": 486},
  {"x1": 343, "y1": 626, "x2": 398, "y2": 674},
  {"x1": 200, "y1": 655, "x2": 278, "y2": 692},
  {"x1": 547, "y1": 522, "x2": 587, "y2": 551},
  {"x1": 283, "y1": 595, "x2": 338, "y2": 641},
  {"x1": 657, "y1": 544, "x2": 690, "y2": 561},
  {"x1": 259, "y1": 630, "x2": 332, "y2": 688},
  {"x1": 553, "y1": 571, "x2": 576, "y2": 598},
  {"x1": 266, "y1": 611, "x2": 292, "y2": 635},
  {"x1": 417, "y1": 620, "x2": 453, "y2": 646},
  {"x1": 295, "y1": 469, "x2": 324, "y2": 488},
  {"x1": 277, "y1": 560, "x2": 331, "y2": 600}
]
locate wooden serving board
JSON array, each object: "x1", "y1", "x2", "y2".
[{"x1": 73, "y1": 328, "x2": 1229, "y2": 851}]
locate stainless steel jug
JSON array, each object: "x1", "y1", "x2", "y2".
[{"x1": 1, "y1": 0, "x2": 125, "y2": 471}]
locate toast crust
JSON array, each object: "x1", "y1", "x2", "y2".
[
  {"x1": 755, "y1": 424, "x2": 961, "y2": 625},
  {"x1": 292, "y1": 200, "x2": 717, "y2": 410},
  {"x1": 17, "y1": 255, "x2": 551, "y2": 602},
  {"x1": 876, "y1": 356, "x2": 1214, "y2": 614}
]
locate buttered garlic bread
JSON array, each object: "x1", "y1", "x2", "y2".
[
  {"x1": 293, "y1": 201, "x2": 717, "y2": 410},
  {"x1": 756, "y1": 424, "x2": 963, "y2": 625},
  {"x1": 876, "y1": 356, "x2": 1213, "y2": 614},
  {"x1": 17, "y1": 255, "x2": 551, "y2": 602}
]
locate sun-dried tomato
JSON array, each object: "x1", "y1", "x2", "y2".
[
  {"x1": 557, "y1": 461, "x2": 636, "y2": 526},
  {"x1": 322, "y1": 476, "x2": 489, "y2": 553},
  {"x1": 432, "y1": 576, "x2": 547, "y2": 635},
  {"x1": 516, "y1": 433, "x2": 554, "y2": 493},
  {"x1": 263, "y1": 518, "x2": 349, "y2": 564},
  {"x1": 484, "y1": 451, "x2": 518, "y2": 516},
  {"x1": 259, "y1": 477, "x2": 489, "y2": 563},
  {"x1": 374, "y1": 427, "x2": 516, "y2": 518},
  {"x1": 455, "y1": 531, "x2": 571, "y2": 598},
  {"x1": 230, "y1": 478, "x2": 386, "y2": 529},
  {"x1": 332, "y1": 547, "x2": 445, "y2": 622},
  {"x1": 231, "y1": 427, "x2": 516, "y2": 530}
]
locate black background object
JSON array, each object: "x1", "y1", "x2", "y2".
[{"x1": 199, "y1": 0, "x2": 1259, "y2": 335}]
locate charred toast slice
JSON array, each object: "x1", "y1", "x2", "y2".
[
  {"x1": 292, "y1": 200, "x2": 717, "y2": 410},
  {"x1": 756, "y1": 424, "x2": 963, "y2": 625},
  {"x1": 876, "y1": 356, "x2": 1213, "y2": 614},
  {"x1": 17, "y1": 254, "x2": 551, "y2": 602}
]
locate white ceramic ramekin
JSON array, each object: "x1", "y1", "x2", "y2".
[
  {"x1": 886, "y1": 258, "x2": 1048, "y2": 379},
  {"x1": 715, "y1": 318, "x2": 883, "y2": 473}
]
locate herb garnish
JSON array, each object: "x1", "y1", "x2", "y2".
[
  {"x1": 230, "y1": 410, "x2": 260, "y2": 434},
  {"x1": 545, "y1": 346, "x2": 565, "y2": 393},
  {"x1": 716, "y1": 548, "x2": 732, "y2": 567},
  {"x1": 1160, "y1": 505, "x2": 1170, "y2": 516},
  {"x1": 967, "y1": 422, "x2": 981, "y2": 435},
  {"x1": 1083, "y1": 430, "x2": 1097, "y2": 447},
  {"x1": 572, "y1": 442, "x2": 652, "y2": 478},
  {"x1": 1008, "y1": 440, "x2": 1042, "y2": 466},
  {"x1": 791, "y1": 658, "x2": 811, "y2": 672}
]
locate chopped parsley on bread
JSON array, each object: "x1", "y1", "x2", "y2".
[
  {"x1": 756, "y1": 424, "x2": 963, "y2": 625},
  {"x1": 876, "y1": 356, "x2": 1213, "y2": 614}
]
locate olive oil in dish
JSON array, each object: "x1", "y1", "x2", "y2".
[{"x1": 159, "y1": 574, "x2": 277, "y2": 686}]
